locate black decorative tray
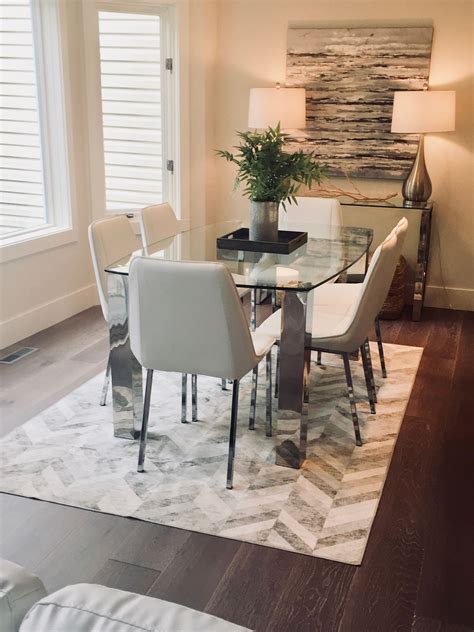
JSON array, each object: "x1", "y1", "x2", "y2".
[{"x1": 217, "y1": 228, "x2": 308, "y2": 255}]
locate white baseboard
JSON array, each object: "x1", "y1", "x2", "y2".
[
  {"x1": 0, "y1": 284, "x2": 99, "y2": 350},
  {"x1": 1, "y1": 280, "x2": 472, "y2": 350},
  {"x1": 424, "y1": 285, "x2": 474, "y2": 311}
]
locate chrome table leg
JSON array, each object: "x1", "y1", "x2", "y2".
[
  {"x1": 107, "y1": 273, "x2": 143, "y2": 439},
  {"x1": 276, "y1": 291, "x2": 313, "y2": 468}
]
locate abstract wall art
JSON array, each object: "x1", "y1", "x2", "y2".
[{"x1": 286, "y1": 27, "x2": 433, "y2": 179}]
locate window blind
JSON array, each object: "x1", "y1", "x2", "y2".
[
  {"x1": 0, "y1": 0, "x2": 46, "y2": 236},
  {"x1": 98, "y1": 11, "x2": 163, "y2": 212}
]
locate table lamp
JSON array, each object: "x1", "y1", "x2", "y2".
[
  {"x1": 391, "y1": 90, "x2": 456, "y2": 207},
  {"x1": 248, "y1": 84, "x2": 306, "y2": 129}
]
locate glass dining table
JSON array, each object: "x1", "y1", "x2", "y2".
[{"x1": 105, "y1": 220, "x2": 373, "y2": 469}]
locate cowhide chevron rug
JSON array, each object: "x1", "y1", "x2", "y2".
[{"x1": 0, "y1": 342, "x2": 422, "y2": 565}]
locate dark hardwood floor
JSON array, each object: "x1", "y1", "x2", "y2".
[{"x1": 0, "y1": 304, "x2": 473, "y2": 631}]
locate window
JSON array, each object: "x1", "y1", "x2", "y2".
[
  {"x1": 99, "y1": 11, "x2": 164, "y2": 212},
  {"x1": 0, "y1": 0, "x2": 71, "y2": 245},
  {"x1": 86, "y1": 3, "x2": 177, "y2": 217}
]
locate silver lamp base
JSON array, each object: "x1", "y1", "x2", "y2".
[{"x1": 402, "y1": 134, "x2": 432, "y2": 208}]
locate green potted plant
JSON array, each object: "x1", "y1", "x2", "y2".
[{"x1": 217, "y1": 124, "x2": 325, "y2": 242}]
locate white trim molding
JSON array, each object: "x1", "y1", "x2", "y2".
[
  {"x1": 0, "y1": 284, "x2": 98, "y2": 350},
  {"x1": 424, "y1": 285, "x2": 474, "y2": 312}
]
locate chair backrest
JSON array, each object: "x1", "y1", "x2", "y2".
[
  {"x1": 394, "y1": 216, "x2": 409, "y2": 237},
  {"x1": 139, "y1": 203, "x2": 179, "y2": 251},
  {"x1": 279, "y1": 196, "x2": 343, "y2": 238},
  {"x1": 88, "y1": 215, "x2": 138, "y2": 322},
  {"x1": 129, "y1": 258, "x2": 258, "y2": 380},
  {"x1": 340, "y1": 219, "x2": 408, "y2": 350}
]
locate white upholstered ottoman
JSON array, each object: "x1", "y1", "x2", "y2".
[
  {"x1": 19, "y1": 583, "x2": 251, "y2": 632},
  {"x1": 0, "y1": 559, "x2": 47, "y2": 632}
]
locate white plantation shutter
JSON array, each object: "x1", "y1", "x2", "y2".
[
  {"x1": 98, "y1": 11, "x2": 164, "y2": 212},
  {"x1": 0, "y1": 0, "x2": 47, "y2": 236}
]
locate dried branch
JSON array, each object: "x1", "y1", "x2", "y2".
[{"x1": 308, "y1": 172, "x2": 398, "y2": 204}]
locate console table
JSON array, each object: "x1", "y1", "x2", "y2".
[{"x1": 341, "y1": 199, "x2": 433, "y2": 321}]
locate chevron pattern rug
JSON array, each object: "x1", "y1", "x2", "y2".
[{"x1": 0, "y1": 342, "x2": 422, "y2": 565}]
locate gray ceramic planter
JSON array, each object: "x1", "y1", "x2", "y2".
[{"x1": 249, "y1": 201, "x2": 279, "y2": 242}]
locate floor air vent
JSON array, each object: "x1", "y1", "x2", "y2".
[{"x1": 0, "y1": 347, "x2": 38, "y2": 365}]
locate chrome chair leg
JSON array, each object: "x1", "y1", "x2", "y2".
[
  {"x1": 226, "y1": 379, "x2": 240, "y2": 489},
  {"x1": 342, "y1": 353, "x2": 362, "y2": 446},
  {"x1": 271, "y1": 291, "x2": 278, "y2": 313},
  {"x1": 304, "y1": 348, "x2": 311, "y2": 404},
  {"x1": 137, "y1": 369, "x2": 153, "y2": 472},
  {"x1": 221, "y1": 378, "x2": 228, "y2": 391},
  {"x1": 265, "y1": 351, "x2": 272, "y2": 437},
  {"x1": 316, "y1": 351, "x2": 322, "y2": 366},
  {"x1": 181, "y1": 373, "x2": 187, "y2": 423},
  {"x1": 249, "y1": 364, "x2": 258, "y2": 430},
  {"x1": 360, "y1": 342, "x2": 376, "y2": 414},
  {"x1": 364, "y1": 338, "x2": 377, "y2": 404},
  {"x1": 250, "y1": 289, "x2": 257, "y2": 332},
  {"x1": 99, "y1": 356, "x2": 111, "y2": 406},
  {"x1": 374, "y1": 317, "x2": 387, "y2": 378},
  {"x1": 191, "y1": 374, "x2": 198, "y2": 421},
  {"x1": 274, "y1": 344, "x2": 280, "y2": 398}
]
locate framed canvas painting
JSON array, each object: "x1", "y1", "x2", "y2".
[{"x1": 286, "y1": 27, "x2": 433, "y2": 179}]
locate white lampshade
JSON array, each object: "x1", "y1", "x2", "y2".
[
  {"x1": 391, "y1": 90, "x2": 456, "y2": 134},
  {"x1": 248, "y1": 87, "x2": 306, "y2": 129}
]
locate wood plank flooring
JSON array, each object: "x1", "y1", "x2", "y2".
[{"x1": 0, "y1": 305, "x2": 473, "y2": 631}]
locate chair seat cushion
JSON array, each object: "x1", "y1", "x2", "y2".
[
  {"x1": 250, "y1": 331, "x2": 275, "y2": 358},
  {"x1": 0, "y1": 559, "x2": 47, "y2": 632},
  {"x1": 19, "y1": 583, "x2": 251, "y2": 632},
  {"x1": 258, "y1": 305, "x2": 352, "y2": 347},
  {"x1": 257, "y1": 283, "x2": 361, "y2": 351}
]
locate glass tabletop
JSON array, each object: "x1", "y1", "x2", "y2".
[{"x1": 106, "y1": 220, "x2": 373, "y2": 293}]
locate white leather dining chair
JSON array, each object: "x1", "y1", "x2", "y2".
[
  {"x1": 139, "y1": 203, "x2": 251, "y2": 394},
  {"x1": 279, "y1": 196, "x2": 342, "y2": 235},
  {"x1": 88, "y1": 215, "x2": 139, "y2": 406},
  {"x1": 129, "y1": 257, "x2": 276, "y2": 489},
  {"x1": 259, "y1": 219, "x2": 407, "y2": 446},
  {"x1": 139, "y1": 203, "x2": 179, "y2": 251},
  {"x1": 310, "y1": 217, "x2": 409, "y2": 379},
  {"x1": 278, "y1": 196, "x2": 388, "y2": 373}
]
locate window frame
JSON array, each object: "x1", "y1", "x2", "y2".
[
  {"x1": 83, "y1": 0, "x2": 180, "y2": 221},
  {"x1": 0, "y1": 0, "x2": 75, "y2": 260}
]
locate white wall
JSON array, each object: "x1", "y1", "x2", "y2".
[
  {"x1": 0, "y1": 0, "x2": 219, "y2": 349},
  {"x1": 0, "y1": 0, "x2": 96, "y2": 349},
  {"x1": 213, "y1": 0, "x2": 474, "y2": 310}
]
